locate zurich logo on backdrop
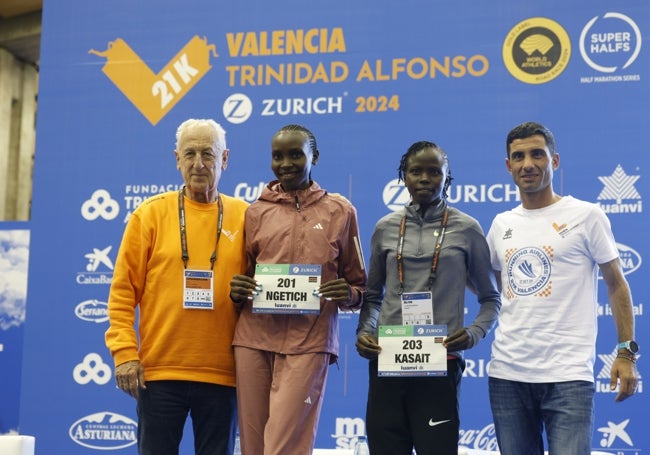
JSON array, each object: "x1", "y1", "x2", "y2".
[
  {"x1": 382, "y1": 178, "x2": 520, "y2": 212},
  {"x1": 69, "y1": 412, "x2": 137, "y2": 449},
  {"x1": 223, "y1": 93, "x2": 253, "y2": 124},
  {"x1": 222, "y1": 92, "x2": 345, "y2": 124},
  {"x1": 383, "y1": 179, "x2": 411, "y2": 211},
  {"x1": 462, "y1": 357, "x2": 490, "y2": 379}
]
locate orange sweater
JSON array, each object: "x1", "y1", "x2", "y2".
[{"x1": 105, "y1": 190, "x2": 248, "y2": 387}]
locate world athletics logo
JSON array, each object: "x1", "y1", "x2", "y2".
[{"x1": 502, "y1": 17, "x2": 571, "y2": 84}]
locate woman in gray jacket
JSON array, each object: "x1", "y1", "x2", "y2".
[{"x1": 355, "y1": 140, "x2": 501, "y2": 455}]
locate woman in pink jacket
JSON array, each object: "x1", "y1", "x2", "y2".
[{"x1": 229, "y1": 124, "x2": 367, "y2": 455}]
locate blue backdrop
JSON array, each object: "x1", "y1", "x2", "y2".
[{"x1": 4, "y1": 0, "x2": 648, "y2": 453}]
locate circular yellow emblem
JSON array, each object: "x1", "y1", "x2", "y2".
[{"x1": 503, "y1": 17, "x2": 571, "y2": 84}]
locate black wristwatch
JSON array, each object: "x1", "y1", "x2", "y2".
[{"x1": 616, "y1": 340, "x2": 639, "y2": 354}]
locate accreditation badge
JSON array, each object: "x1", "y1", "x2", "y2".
[
  {"x1": 183, "y1": 269, "x2": 214, "y2": 310},
  {"x1": 252, "y1": 264, "x2": 322, "y2": 314},
  {"x1": 400, "y1": 291, "x2": 433, "y2": 325},
  {"x1": 377, "y1": 324, "x2": 447, "y2": 377}
]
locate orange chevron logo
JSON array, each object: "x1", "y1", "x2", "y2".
[
  {"x1": 89, "y1": 36, "x2": 217, "y2": 125},
  {"x1": 552, "y1": 222, "x2": 567, "y2": 232}
]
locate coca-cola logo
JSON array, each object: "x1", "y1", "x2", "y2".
[{"x1": 459, "y1": 423, "x2": 499, "y2": 450}]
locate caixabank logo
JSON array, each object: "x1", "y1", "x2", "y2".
[
  {"x1": 76, "y1": 245, "x2": 114, "y2": 285},
  {"x1": 503, "y1": 17, "x2": 571, "y2": 84},
  {"x1": 89, "y1": 36, "x2": 217, "y2": 125},
  {"x1": 595, "y1": 417, "x2": 641, "y2": 454}
]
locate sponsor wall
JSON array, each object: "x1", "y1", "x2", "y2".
[{"x1": 3, "y1": 0, "x2": 647, "y2": 453}]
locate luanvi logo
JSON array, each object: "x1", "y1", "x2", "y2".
[
  {"x1": 597, "y1": 164, "x2": 642, "y2": 214},
  {"x1": 89, "y1": 36, "x2": 217, "y2": 125}
]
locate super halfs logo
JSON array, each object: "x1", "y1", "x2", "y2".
[{"x1": 89, "y1": 36, "x2": 217, "y2": 125}]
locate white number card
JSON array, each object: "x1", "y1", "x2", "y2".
[
  {"x1": 377, "y1": 324, "x2": 447, "y2": 377},
  {"x1": 252, "y1": 264, "x2": 322, "y2": 314}
]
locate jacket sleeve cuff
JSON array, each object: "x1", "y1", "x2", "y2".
[{"x1": 340, "y1": 287, "x2": 363, "y2": 311}]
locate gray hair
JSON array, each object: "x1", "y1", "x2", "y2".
[{"x1": 175, "y1": 118, "x2": 227, "y2": 151}]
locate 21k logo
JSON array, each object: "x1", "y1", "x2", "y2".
[{"x1": 89, "y1": 36, "x2": 217, "y2": 125}]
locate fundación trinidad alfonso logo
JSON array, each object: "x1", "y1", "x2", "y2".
[
  {"x1": 81, "y1": 189, "x2": 120, "y2": 221},
  {"x1": 503, "y1": 17, "x2": 571, "y2": 84},
  {"x1": 89, "y1": 36, "x2": 217, "y2": 125}
]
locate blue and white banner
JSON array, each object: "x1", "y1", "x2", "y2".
[{"x1": 11, "y1": 0, "x2": 649, "y2": 453}]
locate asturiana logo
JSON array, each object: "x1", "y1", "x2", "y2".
[{"x1": 69, "y1": 412, "x2": 137, "y2": 450}]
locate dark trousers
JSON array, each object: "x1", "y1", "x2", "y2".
[
  {"x1": 137, "y1": 380, "x2": 237, "y2": 455},
  {"x1": 366, "y1": 358, "x2": 464, "y2": 455}
]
